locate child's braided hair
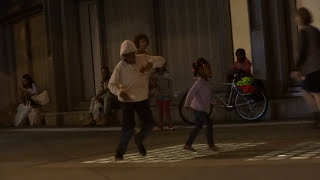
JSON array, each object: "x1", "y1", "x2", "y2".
[{"x1": 192, "y1": 58, "x2": 209, "y2": 77}]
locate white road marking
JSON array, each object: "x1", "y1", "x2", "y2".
[{"x1": 82, "y1": 142, "x2": 265, "y2": 164}]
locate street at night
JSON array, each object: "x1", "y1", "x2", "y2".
[
  {"x1": 1, "y1": 121, "x2": 320, "y2": 180},
  {"x1": 1, "y1": 0, "x2": 320, "y2": 179}
]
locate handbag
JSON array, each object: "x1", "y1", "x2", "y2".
[{"x1": 31, "y1": 90, "x2": 50, "y2": 106}]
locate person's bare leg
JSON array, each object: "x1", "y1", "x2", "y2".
[
  {"x1": 301, "y1": 90, "x2": 317, "y2": 112},
  {"x1": 310, "y1": 92, "x2": 320, "y2": 128},
  {"x1": 302, "y1": 90, "x2": 320, "y2": 128},
  {"x1": 301, "y1": 90, "x2": 320, "y2": 127},
  {"x1": 311, "y1": 93, "x2": 320, "y2": 111},
  {"x1": 83, "y1": 97, "x2": 96, "y2": 126}
]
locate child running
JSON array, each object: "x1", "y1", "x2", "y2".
[{"x1": 183, "y1": 58, "x2": 218, "y2": 152}]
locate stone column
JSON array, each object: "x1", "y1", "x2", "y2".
[
  {"x1": 60, "y1": 0, "x2": 83, "y2": 109},
  {"x1": 43, "y1": 0, "x2": 68, "y2": 125},
  {"x1": 248, "y1": 0, "x2": 303, "y2": 120}
]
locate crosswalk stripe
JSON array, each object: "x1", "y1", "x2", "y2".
[
  {"x1": 247, "y1": 141, "x2": 320, "y2": 161},
  {"x1": 82, "y1": 142, "x2": 265, "y2": 164}
]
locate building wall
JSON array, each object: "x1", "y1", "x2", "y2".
[
  {"x1": 0, "y1": 0, "x2": 314, "y2": 126},
  {"x1": 0, "y1": 26, "x2": 13, "y2": 126},
  {"x1": 0, "y1": 11, "x2": 49, "y2": 126},
  {"x1": 104, "y1": 0, "x2": 155, "y2": 70},
  {"x1": 102, "y1": 0, "x2": 233, "y2": 93},
  {"x1": 230, "y1": 0, "x2": 252, "y2": 62},
  {"x1": 157, "y1": 0, "x2": 233, "y2": 92},
  {"x1": 10, "y1": 14, "x2": 49, "y2": 101},
  {"x1": 28, "y1": 14, "x2": 50, "y2": 93},
  {"x1": 78, "y1": 2, "x2": 99, "y2": 99}
]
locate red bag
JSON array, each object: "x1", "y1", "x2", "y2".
[{"x1": 237, "y1": 85, "x2": 257, "y2": 94}]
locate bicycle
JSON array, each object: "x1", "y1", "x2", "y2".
[{"x1": 179, "y1": 74, "x2": 268, "y2": 124}]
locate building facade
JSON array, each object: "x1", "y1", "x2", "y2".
[{"x1": 0, "y1": 0, "x2": 317, "y2": 126}]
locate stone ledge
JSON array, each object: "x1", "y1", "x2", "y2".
[{"x1": 5, "y1": 96, "x2": 311, "y2": 127}]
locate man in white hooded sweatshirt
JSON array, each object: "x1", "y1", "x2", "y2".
[{"x1": 109, "y1": 40, "x2": 165, "y2": 160}]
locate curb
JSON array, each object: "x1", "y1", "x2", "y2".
[{"x1": 1, "y1": 120, "x2": 314, "y2": 132}]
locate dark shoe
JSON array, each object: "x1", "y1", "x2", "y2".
[
  {"x1": 82, "y1": 118, "x2": 96, "y2": 127},
  {"x1": 137, "y1": 145, "x2": 147, "y2": 156},
  {"x1": 209, "y1": 145, "x2": 219, "y2": 152},
  {"x1": 312, "y1": 121, "x2": 320, "y2": 129},
  {"x1": 183, "y1": 145, "x2": 196, "y2": 152},
  {"x1": 96, "y1": 116, "x2": 107, "y2": 126},
  {"x1": 135, "y1": 135, "x2": 147, "y2": 156},
  {"x1": 312, "y1": 112, "x2": 320, "y2": 127},
  {"x1": 115, "y1": 153, "x2": 124, "y2": 161}
]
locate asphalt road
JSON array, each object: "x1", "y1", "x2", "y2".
[{"x1": 1, "y1": 122, "x2": 320, "y2": 180}]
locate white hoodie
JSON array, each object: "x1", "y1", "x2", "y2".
[{"x1": 108, "y1": 40, "x2": 166, "y2": 102}]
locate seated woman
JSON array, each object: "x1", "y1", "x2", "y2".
[
  {"x1": 20, "y1": 74, "x2": 39, "y2": 107},
  {"x1": 230, "y1": 49, "x2": 264, "y2": 93},
  {"x1": 232, "y1": 48, "x2": 252, "y2": 78},
  {"x1": 14, "y1": 74, "x2": 41, "y2": 126},
  {"x1": 226, "y1": 49, "x2": 256, "y2": 95},
  {"x1": 227, "y1": 49, "x2": 252, "y2": 81}
]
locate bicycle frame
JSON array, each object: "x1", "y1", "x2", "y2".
[
  {"x1": 214, "y1": 73, "x2": 253, "y2": 109},
  {"x1": 215, "y1": 80, "x2": 239, "y2": 109}
]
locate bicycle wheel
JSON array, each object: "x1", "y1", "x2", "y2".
[
  {"x1": 179, "y1": 92, "x2": 213, "y2": 125},
  {"x1": 234, "y1": 90, "x2": 268, "y2": 121}
]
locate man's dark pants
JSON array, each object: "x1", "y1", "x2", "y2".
[{"x1": 116, "y1": 100, "x2": 155, "y2": 156}]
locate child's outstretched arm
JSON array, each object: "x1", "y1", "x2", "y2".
[
  {"x1": 140, "y1": 55, "x2": 165, "y2": 73},
  {"x1": 148, "y1": 55, "x2": 165, "y2": 68},
  {"x1": 140, "y1": 54, "x2": 165, "y2": 68}
]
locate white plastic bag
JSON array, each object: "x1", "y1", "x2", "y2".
[
  {"x1": 14, "y1": 102, "x2": 32, "y2": 127},
  {"x1": 92, "y1": 100, "x2": 103, "y2": 121},
  {"x1": 31, "y1": 90, "x2": 50, "y2": 106},
  {"x1": 28, "y1": 108, "x2": 41, "y2": 126}
]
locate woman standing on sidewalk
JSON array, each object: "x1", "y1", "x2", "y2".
[{"x1": 291, "y1": 7, "x2": 320, "y2": 128}]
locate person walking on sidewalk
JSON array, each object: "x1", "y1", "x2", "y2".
[
  {"x1": 291, "y1": 7, "x2": 320, "y2": 128},
  {"x1": 108, "y1": 40, "x2": 165, "y2": 161},
  {"x1": 154, "y1": 63, "x2": 174, "y2": 130},
  {"x1": 183, "y1": 58, "x2": 218, "y2": 152}
]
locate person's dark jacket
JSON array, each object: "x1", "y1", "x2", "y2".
[{"x1": 296, "y1": 25, "x2": 320, "y2": 75}]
